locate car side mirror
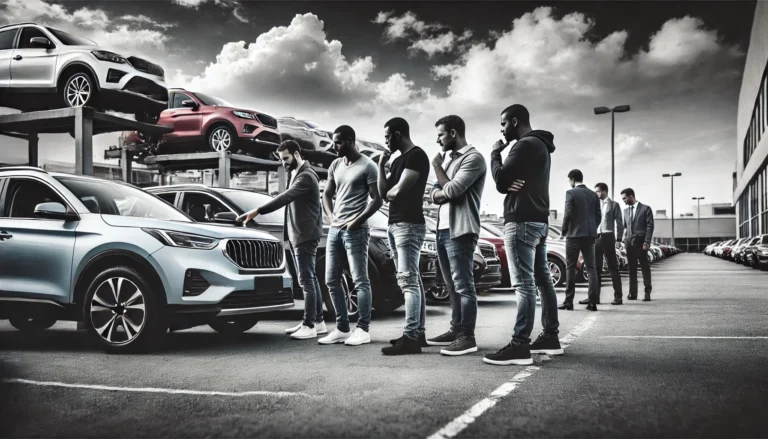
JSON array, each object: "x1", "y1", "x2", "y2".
[
  {"x1": 30, "y1": 37, "x2": 51, "y2": 49},
  {"x1": 34, "y1": 202, "x2": 78, "y2": 221},
  {"x1": 213, "y1": 212, "x2": 239, "y2": 224},
  {"x1": 181, "y1": 100, "x2": 199, "y2": 109}
]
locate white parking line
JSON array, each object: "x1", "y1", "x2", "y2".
[
  {"x1": 1, "y1": 378, "x2": 317, "y2": 398},
  {"x1": 604, "y1": 336, "x2": 768, "y2": 339},
  {"x1": 426, "y1": 315, "x2": 597, "y2": 439}
]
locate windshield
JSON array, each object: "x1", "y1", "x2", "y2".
[
  {"x1": 300, "y1": 120, "x2": 319, "y2": 129},
  {"x1": 218, "y1": 190, "x2": 284, "y2": 224},
  {"x1": 46, "y1": 27, "x2": 96, "y2": 46},
  {"x1": 55, "y1": 177, "x2": 191, "y2": 221},
  {"x1": 762, "y1": 236, "x2": 768, "y2": 244},
  {"x1": 194, "y1": 92, "x2": 233, "y2": 107}
]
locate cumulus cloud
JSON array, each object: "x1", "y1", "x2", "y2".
[
  {"x1": 375, "y1": 11, "x2": 469, "y2": 58},
  {"x1": 120, "y1": 14, "x2": 176, "y2": 30},
  {"x1": 375, "y1": 11, "x2": 442, "y2": 41},
  {"x1": 171, "y1": 0, "x2": 248, "y2": 23},
  {"x1": 409, "y1": 32, "x2": 457, "y2": 58}
]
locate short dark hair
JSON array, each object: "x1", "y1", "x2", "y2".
[
  {"x1": 501, "y1": 104, "x2": 530, "y2": 125},
  {"x1": 333, "y1": 125, "x2": 355, "y2": 142},
  {"x1": 277, "y1": 140, "x2": 301, "y2": 156},
  {"x1": 621, "y1": 188, "x2": 635, "y2": 197},
  {"x1": 434, "y1": 115, "x2": 466, "y2": 137},
  {"x1": 568, "y1": 169, "x2": 583, "y2": 182},
  {"x1": 384, "y1": 117, "x2": 410, "y2": 138},
  {"x1": 594, "y1": 182, "x2": 608, "y2": 192}
]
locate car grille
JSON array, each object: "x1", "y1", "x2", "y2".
[
  {"x1": 225, "y1": 239, "x2": 284, "y2": 269},
  {"x1": 219, "y1": 289, "x2": 292, "y2": 309},
  {"x1": 127, "y1": 56, "x2": 165, "y2": 78},
  {"x1": 255, "y1": 130, "x2": 282, "y2": 145},
  {"x1": 256, "y1": 114, "x2": 278, "y2": 129},
  {"x1": 479, "y1": 244, "x2": 496, "y2": 259}
]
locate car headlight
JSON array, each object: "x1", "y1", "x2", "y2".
[
  {"x1": 92, "y1": 50, "x2": 127, "y2": 64},
  {"x1": 761, "y1": 249, "x2": 768, "y2": 255},
  {"x1": 312, "y1": 129, "x2": 331, "y2": 138},
  {"x1": 422, "y1": 241, "x2": 437, "y2": 253},
  {"x1": 143, "y1": 228, "x2": 219, "y2": 250},
  {"x1": 233, "y1": 111, "x2": 256, "y2": 120}
]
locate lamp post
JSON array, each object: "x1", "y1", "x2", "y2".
[
  {"x1": 594, "y1": 105, "x2": 631, "y2": 200},
  {"x1": 663, "y1": 172, "x2": 682, "y2": 247},
  {"x1": 693, "y1": 196, "x2": 705, "y2": 253}
]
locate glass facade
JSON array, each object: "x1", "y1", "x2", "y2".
[
  {"x1": 744, "y1": 64, "x2": 768, "y2": 168},
  {"x1": 738, "y1": 163, "x2": 768, "y2": 238}
]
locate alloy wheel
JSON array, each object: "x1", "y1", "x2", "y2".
[
  {"x1": 89, "y1": 277, "x2": 146, "y2": 345},
  {"x1": 66, "y1": 75, "x2": 91, "y2": 107},
  {"x1": 549, "y1": 261, "x2": 562, "y2": 285},
  {"x1": 342, "y1": 271, "x2": 358, "y2": 316},
  {"x1": 211, "y1": 128, "x2": 232, "y2": 151}
]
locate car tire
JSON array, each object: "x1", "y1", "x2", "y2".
[
  {"x1": 83, "y1": 266, "x2": 166, "y2": 354},
  {"x1": 548, "y1": 256, "x2": 566, "y2": 288},
  {"x1": 208, "y1": 315, "x2": 259, "y2": 335},
  {"x1": 9, "y1": 315, "x2": 57, "y2": 332},
  {"x1": 207, "y1": 125, "x2": 235, "y2": 153},
  {"x1": 62, "y1": 71, "x2": 97, "y2": 109}
]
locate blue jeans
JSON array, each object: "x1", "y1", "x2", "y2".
[
  {"x1": 326, "y1": 226, "x2": 372, "y2": 332},
  {"x1": 293, "y1": 239, "x2": 323, "y2": 328},
  {"x1": 504, "y1": 222, "x2": 560, "y2": 345},
  {"x1": 387, "y1": 223, "x2": 427, "y2": 340},
  {"x1": 436, "y1": 229, "x2": 478, "y2": 336}
]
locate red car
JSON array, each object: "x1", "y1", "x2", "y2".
[{"x1": 150, "y1": 88, "x2": 282, "y2": 158}]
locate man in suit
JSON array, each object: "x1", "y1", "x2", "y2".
[
  {"x1": 594, "y1": 182, "x2": 625, "y2": 305},
  {"x1": 620, "y1": 188, "x2": 654, "y2": 301},
  {"x1": 558, "y1": 169, "x2": 602, "y2": 311}
]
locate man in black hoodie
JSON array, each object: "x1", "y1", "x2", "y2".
[{"x1": 484, "y1": 104, "x2": 562, "y2": 367}]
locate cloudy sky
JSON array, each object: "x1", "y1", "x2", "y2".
[{"x1": 0, "y1": 0, "x2": 755, "y2": 217}]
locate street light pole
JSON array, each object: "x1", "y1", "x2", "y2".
[
  {"x1": 693, "y1": 196, "x2": 705, "y2": 252},
  {"x1": 594, "y1": 105, "x2": 630, "y2": 200},
  {"x1": 663, "y1": 173, "x2": 682, "y2": 247}
]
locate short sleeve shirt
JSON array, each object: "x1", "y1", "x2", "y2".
[
  {"x1": 328, "y1": 154, "x2": 378, "y2": 227},
  {"x1": 386, "y1": 146, "x2": 429, "y2": 224}
]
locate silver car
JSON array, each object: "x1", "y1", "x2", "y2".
[
  {"x1": 0, "y1": 167, "x2": 292, "y2": 353},
  {"x1": 0, "y1": 23, "x2": 167, "y2": 119}
]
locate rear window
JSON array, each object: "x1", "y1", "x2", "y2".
[{"x1": 0, "y1": 28, "x2": 17, "y2": 51}]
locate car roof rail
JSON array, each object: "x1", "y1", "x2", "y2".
[
  {"x1": 0, "y1": 23, "x2": 37, "y2": 30},
  {"x1": 148, "y1": 183, "x2": 209, "y2": 189},
  {"x1": 0, "y1": 166, "x2": 48, "y2": 173}
]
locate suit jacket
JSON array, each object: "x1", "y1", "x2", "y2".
[
  {"x1": 561, "y1": 184, "x2": 601, "y2": 238},
  {"x1": 622, "y1": 202, "x2": 654, "y2": 246},
  {"x1": 259, "y1": 162, "x2": 323, "y2": 246}
]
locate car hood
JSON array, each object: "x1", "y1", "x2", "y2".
[{"x1": 100, "y1": 215, "x2": 278, "y2": 241}]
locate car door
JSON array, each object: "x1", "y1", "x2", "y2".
[
  {"x1": 0, "y1": 177, "x2": 77, "y2": 302},
  {"x1": 161, "y1": 92, "x2": 203, "y2": 145},
  {"x1": 9, "y1": 26, "x2": 59, "y2": 89},
  {"x1": 0, "y1": 28, "x2": 19, "y2": 89}
]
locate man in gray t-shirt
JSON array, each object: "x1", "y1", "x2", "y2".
[{"x1": 319, "y1": 125, "x2": 383, "y2": 347}]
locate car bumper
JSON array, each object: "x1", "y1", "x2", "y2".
[{"x1": 94, "y1": 62, "x2": 168, "y2": 112}]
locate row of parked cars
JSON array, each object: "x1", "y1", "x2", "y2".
[{"x1": 704, "y1": 236, "x2": 768, "y2": 268}]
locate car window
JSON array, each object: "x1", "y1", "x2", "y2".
[
  {"x1": 181, "y1": 192, "x2": 232, "y2": 222},
  {"x1": 155, "y1": 192, "x2": 177, "y2": 205},
  {"x1": 762, "y1": 236, "x2": 768, "y2": 244},
  {"x1": 194, "y1": 92, "x2": 232, "y2": 107},
  {"x1": 218, "y1": 190, "x2": 284, "y2": 224},
  {"x1": 0, "y1": 29, "x2": 18, "y2": 51},
  {"x1": 18, "y1": 27, "x2": 50, "y2": 49},
  {"x1": 4, "y1": 178, "x2": 66, "y2": 219},
  {"x1": 278, "y1": 119, "x2": 300, "y2": 128},
  {"x1": 171, "y1": 93, "x2": 194, "y2": 109}
]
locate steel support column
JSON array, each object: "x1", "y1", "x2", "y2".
[
  {"x1": 218, "y1": 150, "x2": 230, "y2": 188},
  {"x1": 74, "y1": 107, "x2": 94, "y2": 175},
  {"x1": 28, "y1": 132, "x2": 38, "y2": 167}
]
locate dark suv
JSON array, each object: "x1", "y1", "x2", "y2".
[{"x1": 145, "y1": 184, "x2": 439, "y2": 316}]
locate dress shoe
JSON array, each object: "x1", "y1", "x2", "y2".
[
  {"x1": 579, "y1": 298, "x2": 600, "y2": 305},
  {"x1": 586, "y1": 303, "x2": 598, "y2": 311},
  {"x1": 627, "y1": 295, "x2": 638, "y2": 300},
  {"x1": 643, "y1": 294, "x2": 651, "y2": 302},
  {"x1": 557, "y1": 303, "x2": 573, "y2": 310},
  {"x1": 611, "y1": 299, "x2": 623, "y2": 305}
]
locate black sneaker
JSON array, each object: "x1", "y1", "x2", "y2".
[
  {"x1": 483, "y1": 342, "x2": 533, "y2": 366},
  {"x1": 529, "y1": 332, "x2": 564, "y2": 355},
  {"x1": 382, "y1": 335, "x2": 421, "y2": 356},
  {"x1": 440, "y1": 334, "x2": 477, "y2": 356},
  {"x1": 427, "y1": 330, "x2": 460, "y2": 346},
  {"x1": 390, "y1": 333, "x2": 428, "y2": 347}
]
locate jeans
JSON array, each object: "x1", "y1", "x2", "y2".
[
  {"x1": 564, "y1": 236, "x2": 599, "y2": 305},
  {"x1": 436, "y1": 229, "x2": 478, "y2": 336},
  {"x1": 595, "y1": 233, "x2": 623, "y2": 299},
  {"x1": 293, "y1": 239, "x2": 323, "y2": 328},
  {"x1": 387, "y1": 223, "x2": 427, "y2": 340},
  {"x1": 326, "y1": 226, "x2": 372, "y2": 332},
  {"x1": 504, "y1": 222, "x2": 559, "y2": 345}
]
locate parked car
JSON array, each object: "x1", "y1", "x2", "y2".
[
  {"x1": 0, "y1": 167, "x2": 292, "y2": 353},
  {"x1": 0, "y1": 23, "x2": 167, "y2": 120},
  {"x1": 145, "y1": 185, "x2": 439, "y2": 316},
  {"x1": 743, "y1": 234, "x2": 768, "y2": 268},
  {"x1": 732, "y1": 238, "x2": 752, "y2": 263},
  {"x1": 134, "y1": 88, "x2": 282, "y2": 158},
  {"x1": 277, "y1": 117, "x2": 333, "y2": 153}
]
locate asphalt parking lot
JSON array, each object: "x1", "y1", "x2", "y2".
[{"x1": 1, "y1": 253, "x2": 767, "y2": 438}]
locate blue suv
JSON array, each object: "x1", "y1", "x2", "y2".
[{"x1": 0, "y1": 167, "x2": 293, "y2": 353}]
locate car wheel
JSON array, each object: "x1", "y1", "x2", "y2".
[
  {"x1": 83, "y1": 266, "x2": 165, "y2": 354},
  {"x1": 207, "y1": 125, "x2": 235, "y2": 152},
  {"x1": 62, "y1": 72, "x2": 96, "y2": 108},
  {"x1": 548, "y1": 256, "x2": 566, "y2": 288},
  {"x1": 9, "y1": 315, "x2": 57, "y2": 332},
  {"x1": 428, "y1": 284, "x2": 450, "y2": 301},
  {"x1": 208, "y1": 315, "x2": 259, "y2": 335}
]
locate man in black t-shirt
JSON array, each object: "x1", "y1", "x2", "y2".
[{"x1": 377, "y1": 117, "x2": 430, "y2": 355}]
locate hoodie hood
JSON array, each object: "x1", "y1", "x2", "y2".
[{"x1": 520, "y1": 130, "x2": 556, "y2": 153}]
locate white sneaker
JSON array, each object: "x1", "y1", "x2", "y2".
[
  {"x1": 284, "y1": 322, "x2": 303, "y2": 334},
  {"x1": 318, "y1": 328, "x2": 351, "y2": 345},
  {"x1": 290, "y1": 325, "x2": 317, "y2": 340},
  {"x1": 314, "y1": 321, "x2": 328, "y2": 335},
  {"x1": 344, "y1": 327, "x2": 371, "y2": 346}
]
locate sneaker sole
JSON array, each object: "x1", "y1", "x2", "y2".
[
  {"x1": 440, "y1": 346, "x2": 478, "y2": 356},
  {"x1": 426, "y1": 340, "x2": 454, "y2": 346},
  {"x1": 530, "y1": 348, "x2": 564, "y2": 355},
  {"x1": 316, "y1": 330, "x2": 328, "y2": 335},
  {"x1": 318, "y1": 338, "x2": 349, "y2": 345},
  {"x1": 344, "y1": 339, "x2": 371, "y2": 346},
  {"x1": 285, "y1": 328, "x2": 302, "y2": 334},
  {"x1": 291, "y1": 333, "x2": 318, "y2": 340},
  {"x1": 483, "y1": 357, "x2": 534, "y2": 366}
]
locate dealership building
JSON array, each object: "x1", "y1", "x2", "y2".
[{"x1": 736, "y1": 1, "x2": 768, "y2": 238}]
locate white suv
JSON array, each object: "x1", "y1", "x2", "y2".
[{"x1": 0, "y1": 23, "x2": 168, "y2": 120}]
